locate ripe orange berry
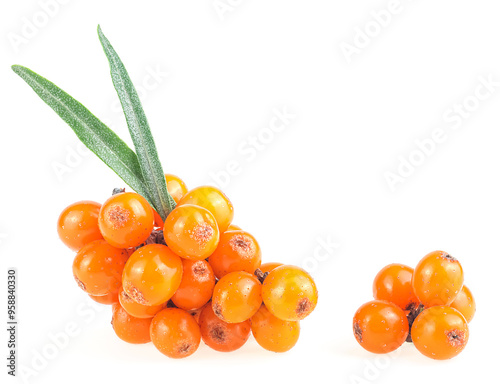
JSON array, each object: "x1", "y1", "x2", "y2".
[
  {"x1": 208, "y1": 230, "x2": 262, "y2": 279},
  {"x1": 153, "y1": 209, "x2": 164, "y2": 228},
  {"x1": 72, "y1": 239, "x2": 129, "y2": 296},
  {"x1": 212, "y1": 271, "x2": 262, "y2": 323},
  {"x1": 88, "y1": 290, "x2": 119, "y2": 305},
  {"x1": 259, "y1": 262, "x2": 283, "y2": 274},
  {"x1": 122, "y1": 244, "x2": 183, "y2": 306},
  {"x1": 412, "y1": 306, "x2": 469, "y2": 360},
  {"x1": 450, "y1": 285, "x2": 476, "y2": 323},
  {"x1": 178, "y1": 186, "x2": 234, "y2": 232},
  {"x1": 98, "y1": 192, "x2": 154, "y2": 248},
  {"x1": 262, "y1": 265, "x2": 318, "y2": 321},
  {"x1": 150, "y1": 308, "x2": 201, "y2": 358},
  {"x1": 165, "y1": 173, "x2": 188, "y2": 203},
  {"x1": 171, "y1": 259, "x2": 216, "y2": 311},
  {"x1": 111, "y1": 303, "x2": 152, "y2": 344},
  {"x1": 118, "y1": 287, "x2": 166, "y2": 318},
  {"x1": 373, "y1": 263, "x2": 420, "y2": 311},
  {"x1": 199, "y1": 303, "x2": 251, "y2": 352},
  {"x1": 57, "y1": 201, "x2": 103, "y2": 251},
  {"x1": 412, "y1": 251, "x2": 464, "y2": 307},
  {"x1": 251, "y1": 305, "x2": 300, "y2": 353},
  {"x1": 353, "y1": 300, "x2": 409, "y2": 354},
  {"x1": 163, "y1": 204, "x2": 219, "y2": 260}
]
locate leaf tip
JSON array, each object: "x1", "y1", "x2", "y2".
[
  {"x1": 11, "y1": 65, "x2": 27, "y2": 77},
  {"x1": 97, "y1": 25, "x2": 107, "y2": 43}
]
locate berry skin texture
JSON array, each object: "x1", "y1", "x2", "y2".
[
  {"x1": 251, "y1": 305, "x2": 300, "y2": 353},
  {"x1": 209, "y1": 230, "x2": 262, "y2": 279},
  {"x1": 171, "y1": 259, "x2": 216, "y2": 311},
  {"x1": 163, "y1": 204, "x2": 220, "y2": 260},
  {"x1": 165, "y1": 173, "x2": 188, "y2": 203},
  {"x1": 72, "y1": 239, "x2": 129, "y2": 296},
  {"x1": 262, "y1": 265, "x2": 318, "y2": 321},
  {"x1": 57, "y1": 201, "x2": 103, "y2": 251},
  {"x1": 111, "y1": 303, "x2": 152, "y2": 344},
  {"x1": 212, "y1": 271, "x2": 262, "y2": 323},
  {"x1": 259, "y1": 262, "x2": 283, "y2": 274},
  {"x1": 178, "y1": 186, "x2": 234, "y2": 233},
  {"x1": 122, "y1": 244, "x2": 183, "y2": 306},
  {"x1": 373, "y1": 263, "x2": 420, "y2": 311},
  {"x1": 450, "y1": 285, "x2": 476, "y2": 323},
  {"x1": 199, "y1": 303, "x2": 251, "y2": 352},
  {"x1": 150, "y1": 308, "x2": 201, "y2": 359},
  {"x1": 412, "y1": 251, "x2": 464, "y2": 307},
  {"x1": 353, "y1": 300, "x2": 409, "y2": 354},
  {"x1": 226, "y1": 224, "x2": 241, "y2": 231},
  {"x1": 118, "y1": 287, "x2": 166, "y2": 318},
  {"x1": 411, "y1": 306, "x2": 469, "y2": 360},
  {"x1": 98, "y1": 192, "x2": 154, "y2": 248}
]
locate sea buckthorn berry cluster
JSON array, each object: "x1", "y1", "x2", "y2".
[
  {"x1": 353, "y1": 251, "x2": 475, "y2": 360},
  {"x1": 58, "y1": 179, "x2": 319, "y2": 358},
  {"x1": 22, "y1": 27, "x2": 320, "y2": 360}
]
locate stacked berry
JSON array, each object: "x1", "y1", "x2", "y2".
[
  {"x1": 353, "y1": 251, "x2": 475, "y2": 360},
  {"x1": 58, "y1": 177, "x2": 318, "y2": 358}
]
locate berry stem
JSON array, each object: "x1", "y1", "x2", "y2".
[{"x1": 254, "y1": 268, "x2": 268, "y2": 284}]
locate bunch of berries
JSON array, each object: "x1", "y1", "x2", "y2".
[
  {"x1": 353, "y1": 251, "x2": 475, "y2": 360},
  {"x1": 58, "y1": 176, "x2": 318, "y2": 358}
]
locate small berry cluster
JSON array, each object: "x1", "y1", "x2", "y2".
[
  {"x1": 58, "y1": 175, "x2": 318, "y2": 358},
  {"x1": 353, "y1": 250, "x2": 475, "y2": 360}
]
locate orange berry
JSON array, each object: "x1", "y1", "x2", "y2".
[
  {"x1": 412, "y1": 251, "x2": 464, "y2": 307},
  {"x1": 153, "y1": 209, "x2": 164, "y2": 228},
  {"x1": 373, "y1": 263, "x2": 420, "y2": 311},
  {"x1": 111, "y1": 303, "x2": 151, "y2": 344},
  {"x1": 88, "y1": 290, "x2": 119, "y2": 305},
  {"x1": 72, "y1": 239, "x2": 129, "y2": 296},
  {"x1": 57, "y1": 201, "x2": 103, "y2": 251},
  {"x1": 208, "y1": 230, "x2": 262, "y2": 279},
  {"x1": 412, "y1": 306, "x2": 469, "y2": 360},
  {"x1": 165, "y1": 173, "x2": 188, "y2": 203},
  {"x1": 178, "y1": 186, "x2": 234, "y2": 232},
  {"x1": 98, "y1": 192, "x2": 154, "y2": 248},
  {"x1": 122, "y1": 244, "x2": 183, "y2": 306},
  {"x1": 450, "y1": 285, "x2": 476, "y2": 323},
  {"x1": 353, "y1": 300, "x2": 409, "y2": 354},
  {"x1": 118, "y1": 287, "x2": 166, "y2": 318},
  {"x1": 259, "y1": 262, "x2": 283, "y2": 274},
  {"x1": 150, "y1": 308, "x2": 201, "y2": 358},
  {"x1": 163, "y1": 204, "x2": 219, "y2": 260},
  {"x1": 212, "y1": 271, "x2": 262, "y2": 323},
  {"x1": 171, "y1": 259, "x2": 216, "y2": 311},
  {"x1": 262, "y1": 265, "x2": 318, "y2": 321},
  {"x1": 251, "y1": 305, "x2": 300, "y2": 353},
  {"x1": 199, "y1": 303, "x2": 251, "y2": 352}
]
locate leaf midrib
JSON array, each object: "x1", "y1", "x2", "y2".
[{"x1": 105, "y1": 51, "x2": 162, "y2": 203}]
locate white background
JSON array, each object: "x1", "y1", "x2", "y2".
[{"x1": 0, "y1": 1, "x2": 498, "y2": 383}]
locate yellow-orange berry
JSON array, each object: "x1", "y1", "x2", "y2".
[
  {"x1": 163, "y1": 204, "x2": 219, "y2": 260},
  {"x1": 98, "y1": 192, "x2": 154, "y2": 248}
]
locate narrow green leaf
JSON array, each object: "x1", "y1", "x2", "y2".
[
  {"x1": 11, "y1": 65, "x2": 152, "y2": 202},
  {"x1": 97, "y1": 25, "x2": 175, "y2": 221}
]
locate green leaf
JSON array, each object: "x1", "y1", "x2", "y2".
[
  {"x1": 97, "y1": 25, "x2": 175, "y2": 221},
  {"x1": 11, "y1": 65, "x2": 152, "y2": 202}
]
